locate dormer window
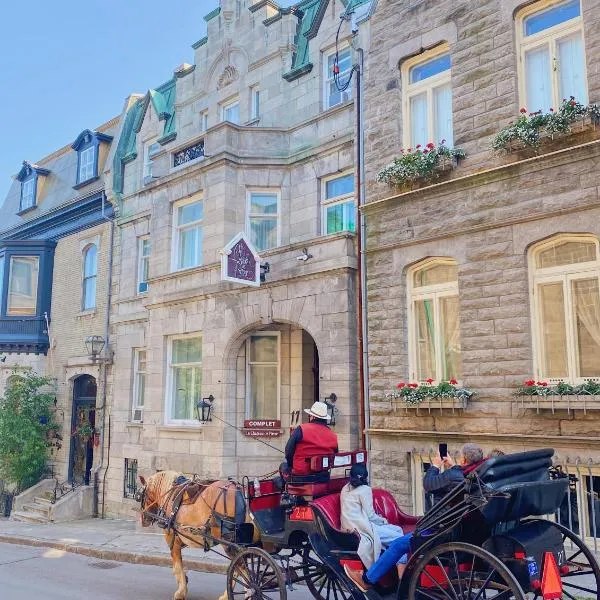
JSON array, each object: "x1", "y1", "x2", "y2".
[
  {"x1": 16, "y1": 161, "x2": 50, "y2": 214},
  {"x1": 71, "y1": 129, "x2": 113, "y2": 189}
]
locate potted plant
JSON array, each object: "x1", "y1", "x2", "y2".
[
  {"x1": 72, "y1": 422, "x2": 95, "y2": 443},
  {"x1": 515, "y1": 379, "x2": 600, "y2": 413},
  {"x1": 377, "y1": 141, "x2": 466, "y2": 189},
  {"x1": 385, "y1": 378, "x2": 474, "y2": 409}
]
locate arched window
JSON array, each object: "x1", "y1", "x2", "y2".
[
  {"x1": 530, "y1": 235, "x2": 600, "y2": 383},
  {"x1": 408, "y1": 258, "x2": 461, "y2": 383},
  {"x1": 82, "y1": 244, "x2": 97, "y2": 310}
]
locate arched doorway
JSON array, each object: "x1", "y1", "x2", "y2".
[{"x1": 68, "y1": 375, "x2": 97, "y2": 485}]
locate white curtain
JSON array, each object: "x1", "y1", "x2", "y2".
[
  {"x1": 573, "y1": 279, "x2": 600, "y2": 376},
  {"x1": 526, "y1": 46, "x2": 552, "y2": 111},
  {"x1": 558, "y1": 33, "x2": 587, "y2": 103},
  {"x1": 440, "y1": 295, "x2": 461, "y2": 380},
  {"x1": 434, "y1": 83, "x2": 453, "y2": 145},
  {"x1": 410, "y1": 92, "x2": 428, "y2": 148}
]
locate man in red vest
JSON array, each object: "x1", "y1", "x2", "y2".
[{"x1": 284, "y1": 401, "x2": 338, "y2": 477}]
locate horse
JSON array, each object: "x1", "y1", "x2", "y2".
[{"x1": 137, "y1": 470, "x2": 259, "y2": 600}]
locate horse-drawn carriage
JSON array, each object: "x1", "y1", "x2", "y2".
[{"x1": 138, "y1": 448, "x2": 600, "y2": 600}]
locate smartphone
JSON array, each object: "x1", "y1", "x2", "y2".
[{"x1": 439, "y1": 443, "x2": 448, "y2": 459}]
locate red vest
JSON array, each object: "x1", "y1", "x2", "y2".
[{"x1": 292, "y1": 422, "x2": 338, "y2": 475}]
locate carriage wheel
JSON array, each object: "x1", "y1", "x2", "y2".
[
  {"x1": 532, "y1": 519, "x2": 600, "y2": 600},
  {"x1": 408, "y1": 541, "x2": 525, "y2": 600},
  {"x1": 227, "y1": 547, "x2": 286, "y2": 600},
  {"x1": 301, "y1": 546, "x2": 354, "y2": 600}
]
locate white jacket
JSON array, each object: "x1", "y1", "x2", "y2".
[{"x1": 340, "y1": 483, "x2": 388, "y2": 567}]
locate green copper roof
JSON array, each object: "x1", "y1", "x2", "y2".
[{"x1": 112, "y1": 79, "x2": 177, "y2": 194}]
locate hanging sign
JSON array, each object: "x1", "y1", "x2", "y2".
[
  {"x1": 242, "y1": 419, "x2": 282, "y2": 438},
  {"x1": 220, "y1": 232, "x2": 261, "y2": 287}
]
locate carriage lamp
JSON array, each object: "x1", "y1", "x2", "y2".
[
  {"x1": 260, "y1": 262, "x2": 270, "y2": 283},
  {"x1": 324, "y1": 393, "x2": 338, "y2": 427},
  {"x1": 85, "y1": 335, "x2": 105, "y2": 362},
  {"x1": 196, "y1": 395, "x2": 215, "y2": 423}
]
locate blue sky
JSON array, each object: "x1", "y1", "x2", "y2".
[{"x1": 0, "y1": 0, "x2": 221, "y2": 201}]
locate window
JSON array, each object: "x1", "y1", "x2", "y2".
[
  {"x1": 247, "y1": 191, "x2": 279, "y2": 252},
  {"x1": 173, "y1": 198, "x2": 203, "y2": 270},
  {"x1": 251, "y1": 86, "x2": 260, "y2": 120},
  {"x1": 221, "y1": 98, "x2": 240, "y2": 124},
  {"x1": 518, "y1": 0, "x2": 587, "y2": 111},
  {"x1": 530, "y1": 235, "x2": 600, "y2": 383},
  {"x1": 20, "y1": 178, "x2": 36, "y2": 211},
  {"x1": 322, "y1": 173, "x2": 355, "y2": 235},
  {"x1": 132, "y1": 350, "x2": 146, "y2": 422},
  {"x1": 200, "y1": 111, "x2": 209, "y2": 132},
  {"x1": 7, "y1": 256, "x2": 39, "y2": 316},
  {"x1": 78, "y1": 146, "x2": 96, "y2": 184},
  {"x1": 324, "y1": 47, "x2": 353, "y2": 110},
  {"x1": 82, "y1": 244, "x2": 97, "y2": 311},
  {"x1": 167, "y1": 336, "x2": 202, "y2": 424},
  {"x1": 124, "y1": 459, "x2": 138, "y2": 499},
  {"x1": 246, "y1": 333, "x2": 280, "y2": 419},
  {"x1": 137, "y1": 237, "x2": 151, "y2": 294},
  {"x1": 143, "y1": 140, "x2": 161, "y2": 181},
  {"x1": 408, "y1": 259, "x2": 461, "y2": 383},
  {"x1": 403, "y1": 48, "x2": 453, "y2": 149}
]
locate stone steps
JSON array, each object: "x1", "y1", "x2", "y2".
[
  {"x1": 11, "y1": 510, "x2": 48, "y2": 524},
  {"x1": 21, "y1": 502, "x2": 51, "y2": 518}
]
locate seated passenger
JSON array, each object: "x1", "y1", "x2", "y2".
[
  {"x1": 284, "y1": 401, "x2": 338, "y2": 478},
  {"x1": 424, "y1": 443, "x2": 484, "y2": 505},
  {"x1": 341, "y1": 464, "x2": 407, "y2": 569}
]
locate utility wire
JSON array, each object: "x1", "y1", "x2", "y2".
[
  {"x1": 333, "y1": 13, "x2": 359, "y2": 93},
  {"x1": 209, "y1": 412, "x2": 285, "y2": 455}
]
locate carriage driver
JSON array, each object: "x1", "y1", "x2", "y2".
[{"x1": 283, "y1": 401, "x2": 338, "y2": 478}]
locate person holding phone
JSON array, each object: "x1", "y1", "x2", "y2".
[{"x1": 423, "y1": 443, "x2": 484, "y2": 506}]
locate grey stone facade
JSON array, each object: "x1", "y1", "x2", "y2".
[{"x1": 362, "y1": 0, "x2": 600, "y2": 513}]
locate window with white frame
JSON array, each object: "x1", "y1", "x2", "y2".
[
  {"x1": 131, "y1": 349, "x2": 146, "y2": 423},
  {"x1": 200, "y1": 110, "x2": 209, "y2": 132},
  {"x1": 246, "y1": 333, "x2": 279, "y2": 419},
  {"x1": 82, "y1": 244, "x2": 97, "y2": 311},
  {"x1": 137, "y1": 237, "x2": 150, "y2": 294},
  {"x1": 21, "y1": 178, "x2": 36, "y2": 210},
  {"x1": 247, "y1": 191, "x2": 279, "y2": 252},
  {"x1": 167, "y1": 336, "x2": 202, "y2": 423},
  {"x1": 143, "y1": 140, "x2": 161, "y2": 181},
  {"x1": 518, "y1": 0, "x2": 587, "y2": 112},
  {"x1": 402, "y1": 48, "x2": 453, "y2": 149},
  {"x1": 78, "y1": 146, "x2": 96, "y2": 183},
  {"x1": 324, "y1": 46, "x2": 353, "y2": 110},
  {"x1": 530, "y1": 235, "x2": 600, "y2": 383},
  {"x1": 408, "y1": 259, "x2": 461, "y2": 383},
  {"x1": 7, "y1": 256, "x2": 39, "y2": 316},
  {"x1": 173, "y1": 198, "x2": 203, "y2": 270},
  {"x1": 251, "y1": 86, "x2": 260, "y2": 120},
  {"x1": 321, "y1": 173, "x2": 355, "y2": 235},
  {"x1": 221, "y1": 98, "x2": 240, "y2": 124}
]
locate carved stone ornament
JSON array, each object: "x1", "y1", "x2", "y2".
[{"x1": 217, "y1": 65, "x2": 238, "y2": 89}]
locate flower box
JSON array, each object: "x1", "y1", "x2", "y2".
[
  {"x1": 391, "y1": 395, "x2": 467, "y2": 414},
  {"x1": 385, "y1": 380, "x2": 473, "y2": 414},
  {"x1": 516, "y1": 394, "x2": 600, "y2": 414}
]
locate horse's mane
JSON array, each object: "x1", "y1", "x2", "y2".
[{"x1": 148, "y1": 470, "x2": 182, "y2": 501}]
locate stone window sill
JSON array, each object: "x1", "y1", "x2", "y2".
[
  {"x1": 157, "y1": 424, "x2": 204, "y2": 433},
  {"x1": 77, "y1": 310, "x2": 96, "y2": 319}
]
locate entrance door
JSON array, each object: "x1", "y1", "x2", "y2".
[{"x1": 68, "y1": 375, "x2": 97, "y2": 485}]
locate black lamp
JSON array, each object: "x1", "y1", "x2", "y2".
[
  {"x1": 196, "y1": 395, "x2": 215, "y2": 423},
  {"x1": 324, "y1": 393, "x2": 338, "y2": 427},
  {"x1": 85, "y1": 335, "x2": 105, "y2": 362}
]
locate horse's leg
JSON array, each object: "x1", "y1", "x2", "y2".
[{"x1": 167, "y1": 532, "x2": 187, "y2": 600}]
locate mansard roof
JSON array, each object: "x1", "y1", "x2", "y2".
[{"x1": 71, "y1": 129, "x2": 113, "y2": 151}]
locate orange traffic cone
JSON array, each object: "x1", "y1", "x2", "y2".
[{"x1": 541, "y1": 551, "x2": 562, "y2": 600}]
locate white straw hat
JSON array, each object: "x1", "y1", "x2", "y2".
[{"x1": 304, "y1": 401, "x2": 331, "y2": 421}]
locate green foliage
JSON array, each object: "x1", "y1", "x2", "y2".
[
  {"x1": 0, "y1": 373, "x2": 57, "y2": 492},
  {"x1": 516, "y1": 378, "x2": 600, "y2": 396},
  {"x1": 492, "y1": 97, "x2": 599, "y2": 153},
  {"x1": 377, "y1": 142, "x2": 466, "y2": 188},
  {"x1": 386, "y1": 379, "x2": 474, "y2": 406}
]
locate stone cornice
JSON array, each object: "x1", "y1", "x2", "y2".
[
  {"x1": 283, "y1": 62, "x2": 313, "y2": 82},
  {"x1": 248, "y1": 0, "x2": 280, "y2": 13},
  {"x1": 204, "y1": 7, "x2": 221, "y2": 21},
  {"x1": 192, "y1": 36, "x2": 208, "y2": 50}
]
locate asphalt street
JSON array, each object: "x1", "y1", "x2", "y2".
[{"x1": 0, "y1": 542, "x2": 309, "y2": 600}]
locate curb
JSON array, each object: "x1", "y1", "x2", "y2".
[{"x1": 0, "y1": 534, "x2": 228, "y2": 574}]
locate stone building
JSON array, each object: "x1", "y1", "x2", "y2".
[
  {"x1": 103, "y1": 0, "x2": 372, "y2": 515},
  {"x1": 0, "y1": 117, "x2": 117, "y2": 519},
  {"x1": 362, "y1": 0, "x2": 600, "y2": 537}
]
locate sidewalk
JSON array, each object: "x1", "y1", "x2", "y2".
[{"x1": 0, "y1": 517, "x2": 229, "y2": 574}]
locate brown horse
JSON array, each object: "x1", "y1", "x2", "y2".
[{"x1": 138, "y1": 470, "x2": 258, "y2": 600}]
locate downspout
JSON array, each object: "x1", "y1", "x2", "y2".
[{"x1": 93, "y1": 193, "x2": 115, "y2": 517}]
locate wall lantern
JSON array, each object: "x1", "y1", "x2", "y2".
[
  {"x1": 324, "y1": 393, "x2": 338, "y2": 427},
  {"x1": 260, "y1": 262, "x2": 270, "y2": 283},
  {"x1": 85, "y1": 335, "x2": 105, "y2": 362},
  {"x1": 196, "y1": 395, "x2": 215, "y2": 423}
]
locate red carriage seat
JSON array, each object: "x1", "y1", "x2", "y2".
[{"x1": 286, "y1": 477, "x2": 347, "y2": 499}]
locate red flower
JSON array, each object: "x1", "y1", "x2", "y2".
[
  {"x1": 425, "y1": 378, "x2": 434, "y2": 384},
  {"x1": 520, "y1": 107, "x2": 527, "y2": 114},
  {"x1": 536, "y1": 381, "x2": 548, "y2": 387},
  {"x1": 407, "y1": 148, "x2": 412, "y2": 152},
  {"x1": 397, "y1": 382, "x2": 406, "y2": 389},
  {"x1": 449, "y1": 378, "x2": 458, "y2": 385},
  {"x1": 549, "y1": 108, "x2": 554, "y2": 113},
  {"x1": 440, "y1": 139, "x2": 446, "y2": 145},
  {"x1": 423, "y1": 149, "x2": 429, "y2": 154},
  {"x1": 427, "y1": 142, "x2": 435, "y2": 149},
  {"x1": 524, "y1": 379, "x2": 536, "y2": 387},
  {"x1": 409, "y1": 383, "x2": 419, "y2": 388},
  {"x1": 416, "y1": 144, "x2": 422, "y2": 149}
]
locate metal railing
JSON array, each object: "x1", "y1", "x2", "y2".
[{"x1": 51, "y1": 478, "x2": 83, "y2": 504}]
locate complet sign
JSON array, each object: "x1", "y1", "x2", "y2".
[{"x1": 242, "y1": 419, "x2": 282, "y2": 438}]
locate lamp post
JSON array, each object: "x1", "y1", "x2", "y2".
[
  {"x1": 196, "y1": 395, "x2": 215, "y2": 423},
  {"x1": 85, "y1": 335, "x2": 105, "y2": 363}
]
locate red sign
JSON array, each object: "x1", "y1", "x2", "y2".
[
  {"x1": 242, "y1": 419, "x2": 282, "y2": 438},
  {"x1": 221, "y1": 233, "x2": 261, "y2": 287}
]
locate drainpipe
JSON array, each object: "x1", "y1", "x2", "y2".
[{"x1": 93, "y1": 193, "x2": 115, "y2": 517}]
